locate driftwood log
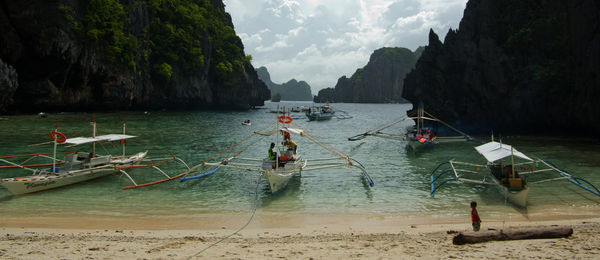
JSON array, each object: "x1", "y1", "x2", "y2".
[{"x1": 453, "y1": 226, "x2": 573, "y2": 245}]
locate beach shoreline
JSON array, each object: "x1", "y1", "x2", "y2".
[{"x1": 1, "y1": 213, "x2": 600, "y2": 259}]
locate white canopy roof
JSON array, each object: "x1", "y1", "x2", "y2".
[
  {"x1": 64, "y1": 134, "x2": 136, "y2": 145},
  {"x1": 282, "y1": 127, "x2": 305, "y2": 136},
  {"x1": 253, "y1": 127, "x2": 306, "y2": 137},
  {"x1": 474, "y1": 141, "x2": 533, "y2": 162}
]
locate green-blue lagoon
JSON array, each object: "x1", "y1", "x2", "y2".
[{"x1": 1, "y1": 102, "x2": 599, "y2": 221}]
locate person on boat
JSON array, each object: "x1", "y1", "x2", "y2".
[
  {"x1": 282, "y1": 130, "x2": 290, "y2": 141},
  {"x1": 284, "y1": 139, "x2": 297, "y2": 155},
  {"x1": 268, "y1": 143, "x2": 277, "y2": 160},
  {"x1": 471, "y1": 201, "x2": 481, "y2": 231}
]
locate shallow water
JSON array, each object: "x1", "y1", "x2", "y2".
[{"x1": 1, "y1": 102, "x2": 599, "y2": 220}]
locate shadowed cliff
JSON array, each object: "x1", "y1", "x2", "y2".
[
  {"x1": 403, "y1": 0, "x2": 600, "y2": 135},
  {"x1": 0, "y1": 0, "x2": 269, "y2": 113}
]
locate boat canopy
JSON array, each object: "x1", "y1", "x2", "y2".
[
  {"x1": 282, "y1": 127, "x2": 305, "y2": 136},
  {"x1": 65, "y1": 134, "x2": 136, "y2": 145},
  {"x1": 475, "y1": 141, "x2": 533, "y2": 162}
]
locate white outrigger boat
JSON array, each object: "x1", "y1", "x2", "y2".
[
  {"x1": 0, "y1": 121, "x2": 193, "y2": 195},
  {"x1": 430, "y1": 140, "x2": 600, "y2": 207},
  {"x1": 305, "y1": 103, "x2": 335, "y2": 121},
  {"x1": 348, "y1": 102, "x2": 474, "y2": 151},
  {"x1": 181, "y1": 112, "x2": 374, "y2": 194}
]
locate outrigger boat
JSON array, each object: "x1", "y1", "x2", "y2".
[
  {"x1": 348, "y1": 102, "x2": 474, "y2": 151},
  {"x1": 0, "y1": 121, "x2": 193, "y2": 195},
  {"x1": 305, "y1": 103, "x2": 335, "y2": 121},
  {"x1": 181, "y1": 111, "x2": 374, "y2": 194},
  {"x1": 430, "y1": 140, "x2": 600, "y2": 207}
]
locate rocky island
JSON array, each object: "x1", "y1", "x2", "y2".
[
  {"x1": 402, "y1": 0, "x2": 600, "y2": 135},
  {"x1": 0, "y1": 0, "x2": 269, "y2": 113},
  {"x1": 256, "y1": 66, "x2": 312, "y2": 101},
  {"x1": 314, "y1": 47, "x2": 422, "y2": 103}
]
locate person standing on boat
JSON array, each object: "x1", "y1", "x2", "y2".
[
  {"x1": 471, "y1": 201, "x2": 481, "y2": 231},
  {"x1": 268, "y1": 143, "x2": 277, "y2": 160}
]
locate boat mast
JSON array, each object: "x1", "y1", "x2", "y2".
[
  {"x1": 418, "y1": 101, "x2": 424, "y2": 134},
  {"x1": 511, "y1": 146, "x2": 516, "y2": 179},
  {"x1": 92, "y1": 117, "x2": 96, "y2": 157},
  {"x1": 275, "y1": 105, "x2": 280, "y2": 169},
  {"x1": 122, "y1": 119, "x2": 126, "y2": 157},
  {"x1": 52, "y1": 124, "x2": 58, "y2": 173}
]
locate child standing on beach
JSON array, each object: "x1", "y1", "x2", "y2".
[{"x1": 471, "y1": 201, "x2": 481, "y2": 231}]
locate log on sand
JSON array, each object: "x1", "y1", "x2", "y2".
[{"x1": 453, "y1": 226, "x2": 573, "y2": 245}]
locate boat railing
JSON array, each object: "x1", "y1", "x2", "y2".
[
  {"x1": 539, "y1": 160, "x2": 600, "y2": 197},
  {"x1": 430, "y1": 160, "x2": 491, "y2": 197}
]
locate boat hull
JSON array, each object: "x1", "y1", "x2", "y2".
[
  {"x1": 406, "y1": 140, "x2": 435, "y2": 152},
  {"x1": 262, "y1": 160, "x2": 303, "y2": 193},
  {"x1": 306, "y1": 113, "x2": 334, "y2": 121},
  {"x1": 1, "y1": 152, "x2": 147, "y2": 195},
  {"x1": 496, "y1": 184, "x2": 529, "y2": 207},
  {"x1": 0, "y1": 167, "x2": 116, "y2": 195}
]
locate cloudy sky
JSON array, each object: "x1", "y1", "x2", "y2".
[{"x1": 223, "y1": 0, "x2": 468, "y2": 93}]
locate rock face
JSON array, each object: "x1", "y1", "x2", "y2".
[
  {"x1": 0, "y1": 59, "x2": 18, "y2": 112},
  {"x1": 256, "y1": 66, "x2": 312, "y2": 101},
  {"x1": 314, "y1": 47, "x2": 423, "y2": 103},
  {"x1": 403, "y1": 0, "x2": 600, "y2": 135},
  {"x1": 0, "y1": 0, "x2": 269, "y2": 113}
]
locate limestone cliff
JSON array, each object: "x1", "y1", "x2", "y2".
[
  {"x1": 256, "y1": 66, "x2": 312, "y2": 101},
  {"x1": 0, "y1": 0, "x2": 269, "y2": 113},
  {"x1": 403, "y1": 0, "x2": 600, "y2": 135},
  {"x1": 315, "y1": 47, "x2": 423, "y2": 103}
]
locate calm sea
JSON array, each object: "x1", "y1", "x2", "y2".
[{"x1": 1, "y1": 102, "x2": 599, "y2": 220}]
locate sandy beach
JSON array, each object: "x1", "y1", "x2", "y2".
[{"x1": 1, "y1": 212, "x2": 600, "y2": 259}]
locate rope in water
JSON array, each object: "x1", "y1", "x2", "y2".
[{"x1": 186, "y1": 174, "x2": 263, "y2": 259}]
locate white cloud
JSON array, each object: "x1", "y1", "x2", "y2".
[{"x1": 223, "y1": 0, "x2": 468, "y2": 93}]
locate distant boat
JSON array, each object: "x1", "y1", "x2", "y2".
[
  {"x1": 271, "y1": 93, "x2": 281, "y2": 102},
  {"x1": 305, "y1": 103, "x2": 335, "y2": 121},
  {"x1": 242, "y1": 120, "x2": 251, "y2": 126}
]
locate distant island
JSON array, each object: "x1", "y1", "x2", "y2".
[
  {"x1": 0, "y1": 0, "x2": 269, "y2": 113},
  {"x1": 256, "y1": 67, "x2": 313, "y2": 101},
  {"x1": 314, "y1": 47, "x2": 423, "y2": 103}
]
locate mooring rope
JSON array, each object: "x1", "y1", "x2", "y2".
[{"x1": 187, "y1": 174, "x2": 263, "y2": 259}]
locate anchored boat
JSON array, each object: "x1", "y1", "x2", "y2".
[
  {"x1": 430, "y1": 140, "x2": 600, "y2": 207},
  {"x1": 181, "y1": 110, "x2": 374, "y2": 194},
  {"x1": 0, "y1": 121, "x2": 193, "y2": 195},
  {"x1": 348, "y1": 102, "x2": 474, "y2": 151},
  {"x1": 305, "y1": 103, "x2": 335, "y2": 121}
]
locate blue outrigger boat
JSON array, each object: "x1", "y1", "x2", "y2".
[{"x1": 430, "y1": 140, "x2": 600, "y2": 207}]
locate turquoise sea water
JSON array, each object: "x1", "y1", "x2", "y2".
[{"x1": 1, "y1": 102, "x2": 599, "y2": 220}]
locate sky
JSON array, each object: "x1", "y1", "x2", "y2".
[{"x1": 223, "y1": 0, "x2": 468, "y2": 93}]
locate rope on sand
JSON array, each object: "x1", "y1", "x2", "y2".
[{"x1": 187, "y1": 174, "x2": 263, "y2": 259}]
